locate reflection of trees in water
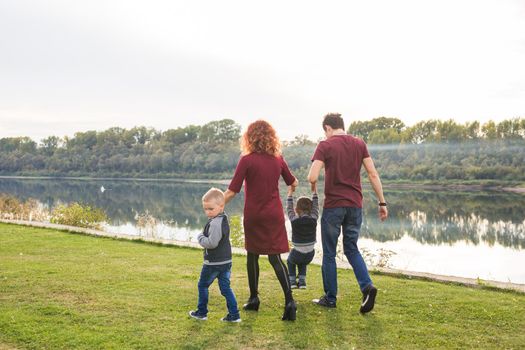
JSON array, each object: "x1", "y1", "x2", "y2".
[
  {"x1": 0, "y1": 179, "x2": 244, "y2": 231},
  {"x1": 1, "y1": 179, "x2": 524, "y2": 249},
  {"x1": 361, "y1": 189, "x2": 525, "y2": 249}
]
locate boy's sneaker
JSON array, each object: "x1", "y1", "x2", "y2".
[
  {"x1": 360, "y1": 285, "x2": 377, "y2": 314},
  {"x1": 298, "y1": 280, "x2": 307, "y2": 289},
  {"x1": 289, "y1": 277, "x2": 297, "y2": 289},
  {"x1": 312, "y1": 295, "x2": 336, "y2": 308},
  {"x1": 189, "y1": 310, "x2": 207, "y2": 321},
  {"x1": 221, "y1": 314, "x2": 242, "y2": 323}
]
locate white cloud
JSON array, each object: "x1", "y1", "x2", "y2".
[{"x1": 1, "y1": 0, "x2": 524, "y2": 141}]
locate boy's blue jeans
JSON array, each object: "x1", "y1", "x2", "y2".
[
  {"x1": 197, "y1": 263, "x2": 239, "y2": 317},
  {"x1": 321, "y1": 207, "x2": 372, "y2": 303}
]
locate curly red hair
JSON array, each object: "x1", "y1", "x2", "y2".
[{"x1": 241, "y1": 120, "x2": 282, "y2": 156}]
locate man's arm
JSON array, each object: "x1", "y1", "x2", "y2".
[
  {"x1": 308, "y1": 160, "x2": 324, "y2": 188},
  {"x1": 362, "y1": 157, "x2": 388, "y2": 221},
  {"x1": 198, "y1": 218, "x2": 223, "y2": 249}
]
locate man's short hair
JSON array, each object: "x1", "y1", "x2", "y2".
[
  {"x1": 322, "y1": 113, "x2": 345, "y2": 131},
  {"x1": 202, "y1": 187, "x2": 225, "y2": 204}
]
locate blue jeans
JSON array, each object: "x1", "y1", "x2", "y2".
[
  {"x1": 321, "y1": 207, "x2": 372, "y2": 302},
  {"x1": 287, "y1": 249, "x2": 315, "y2": 278},
  {"x1": 197, "y1": 263, "x2": 239, "y2": 317}
]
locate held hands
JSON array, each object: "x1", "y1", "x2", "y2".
[
  {"x1": 310, "y1": 182, "x2": 317, "y2": 194},
  {"x1": 378, "y1": 206, "x2": 388, "y2": 221},
  {"x1": 288, "y1": 178, "x2": 299, "y2": 196}
]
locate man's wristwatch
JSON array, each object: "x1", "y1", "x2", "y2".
[{"x1": 378, "y1": 202, "x2": 387, "y2": 207}]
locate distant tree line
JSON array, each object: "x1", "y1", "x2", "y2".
[
  {"x1": 347, "y1": 117, "x2": 525, "y2": 144},
  {"x1": 0, "y1": 119, "x2": 242, "y2": 178},
  {"x1": 345, "y1": 117, "x2": 525, "y2": 182},
  {"x1": 0, "y1": 117, "x2": 524, "y2": 182}
]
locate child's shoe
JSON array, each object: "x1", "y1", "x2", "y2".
[
  {"x1": 298, "y1": 279, "x2": 307, "y2": 289},
  {"x1": 189, "y1": 310, "x2": 207, "y2": 320},
  {"x1": 221, "y1": 313, "x2": 242, "y2": 322},
  {"x1": 289, "y1": 276, "x2": 298, "y2": 289}
]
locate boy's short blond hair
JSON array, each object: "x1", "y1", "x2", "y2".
[{"x1": 202, "y1": 187, "x2": 225, "y2": 204}]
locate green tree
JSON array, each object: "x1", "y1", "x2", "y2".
[
  {"x1": 435, "y1": 120, "x2": 465, "y2": 142},
  {"x1": 406, "y1": 120, "x2": 438, "y2": 143},
  {"x1": 0, "y1": 137, "x2": 37, "y2": 154},
  {"x1": 286, "y1": 134, "x2": 315, "y2": 146},
  {"x1": 368, "y1": 128, "x2": 402, "y2": 144},
  {"x1": 482, "y1": 121, "x2": 498, "y2": 139},
  {"x1": 40, "y1": 136, "x2": 62, "y2": 156},
  {"x1": 348, "y1": 117, "x2": 405, "y2": 142},
  {"x1": 200, "y1": 119, "x2": 241, "y2": 144}
]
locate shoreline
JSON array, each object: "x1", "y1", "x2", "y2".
[
  {"x1": 1, "y1": 219, "x2": 524, "y2": 294},
  {"x1": 380, "y1": 182, "x2": 525, "y2": 193},
  {"x1": 0, "y1": 175, "x2": 230, "y2": 185},
  {"x1": 1, "y1": 175, "x2": 524, "y2": 193}
]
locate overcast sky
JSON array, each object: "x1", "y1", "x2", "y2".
[{"x1": 1, "y1": 0, "x2": 525, "y2": 142}]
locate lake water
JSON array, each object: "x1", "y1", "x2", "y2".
[{"x1": 1, "y1": 177, "x2": 524, "y2": 284}]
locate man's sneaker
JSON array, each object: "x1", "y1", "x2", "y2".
[
  {"x1": 298, "y1": 280, "x2": 307, "y2": 289},
  {"x1": 360, "y1": 285, "x2": 378, "y2": 314},
  {"x1": 221, "y1": 314, "x2": 242, "y2": 323},
  {"x1": 289, "y1": 278, "x2": 297, "y2": 289},
  {"x1": 312, "y1": 295, "x2": 336, "y2": 308},
  {"x1": 188, "y1": 310, "x2": 207, "y2": 320}
]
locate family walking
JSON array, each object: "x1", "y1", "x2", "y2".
[{"x1": 189, "y1": 113, "x2": 388, "y2": 322}]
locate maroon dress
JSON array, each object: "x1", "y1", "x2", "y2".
[{"x1": 228, "y1": 153, "x2": 296, "y2": 254}]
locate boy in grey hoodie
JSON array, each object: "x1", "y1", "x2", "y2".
[{"x1": 189, "y1": 188, "x2": 241, "y2": 322}]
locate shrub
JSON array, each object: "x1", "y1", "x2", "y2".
[
  {"x1": 50, "y1": 202, "x2": 107, "y2": 229},
  {"x1": 0, "y1": 193, "x2": 48, "y2": 221},
  {"x1": 229, "y1": 215, "x2": 244, "y2": 248},
  {"x1": 134, "y1": 210, "x2": 158, "y2": 237}
]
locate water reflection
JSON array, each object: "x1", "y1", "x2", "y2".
[
  {"x1": 0, "y1": 178, "x2": 524, "y2": 249},
  {"x1": 361, "y1": 190, "x2": 525, "y2": 249},
  {"x1": 0, "y1": 178, "x2": 243, "y2": 232}
]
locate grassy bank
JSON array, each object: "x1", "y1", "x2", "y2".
[{"x1": 1, "y1": 223, "x2": 524, "y2": 349}]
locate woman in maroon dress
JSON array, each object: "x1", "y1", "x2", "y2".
[{"x1": 224, "y1": 120, "x2": 298, "y2": 321}]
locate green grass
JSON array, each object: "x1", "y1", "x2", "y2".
[{"x1": 1, "y1": 223, "x2": 524, "y2": 349}]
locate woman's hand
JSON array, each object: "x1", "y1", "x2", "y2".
[{"x1": 290, "y1": 178, "x2": 299, "y2": 192}]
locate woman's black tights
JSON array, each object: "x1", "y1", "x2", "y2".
[{"x1": 247, "y1": 252, "x2": 293, "y2": 304}]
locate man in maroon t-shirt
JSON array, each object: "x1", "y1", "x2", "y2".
[{"x1": 308, "y1": 113, "x2": 388, "y2": 313}]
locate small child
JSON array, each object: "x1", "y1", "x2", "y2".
[
  {"x1": 286, "y1": 184, "x2": 319, "y2": 289},
  {"x1": 189, "y1": 188, "x2": 241, "y2": 322}
]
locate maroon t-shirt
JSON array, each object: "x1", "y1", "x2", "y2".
[
  {"x1": 228, "y1": 153, "x2": 296, "y2": 254},
  {"x1": 312, "y1": 134, "x2": 370, "y2": 208}
]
